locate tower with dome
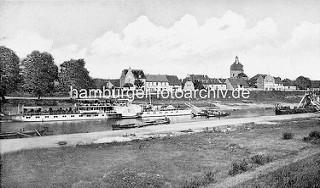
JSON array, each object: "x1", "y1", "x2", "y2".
[{"x1": 230, "y1": 56, "x2": 244, "y2": 78}]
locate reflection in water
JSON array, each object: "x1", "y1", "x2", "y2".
[{"x1": 0, "y1": 108, "x2": 274, "y2": 135}]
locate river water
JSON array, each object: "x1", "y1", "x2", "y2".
[{"x1": 0, "y1": 108, "x2": 274, "y2": 136}]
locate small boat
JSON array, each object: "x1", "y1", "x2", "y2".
[
  {"x1": 192, "y1": 108, "x2": 230, "y2": 118},
  {"x1": 112, "y1": 118, "x2": 171, "y2": 130},
  {"x1": 111, "y1": 123, "x2": 145, "y2": 130},
  {"x1": 0, "y1": 127, "x2": 50, "y2": 139},
  {"x1": 206, "y1": 110, "x2": 230, "y2": 118},
  {"x1": 142, "y1": 117, "x2": 171, "y2": 126},
  {"x1": 192, "y1": 111, "x2": 209, "y2": 117}
]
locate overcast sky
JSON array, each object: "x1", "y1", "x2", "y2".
[{"x1": 1, "y1": 0, "x2": 319, "y2": 80}]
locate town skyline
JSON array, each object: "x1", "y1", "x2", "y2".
[{"x1": 1, "y1": 0, "x2": 319, "y2": 80}]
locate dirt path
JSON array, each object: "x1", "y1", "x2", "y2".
[{"x1": 1, "y1": 113, "x2": 319, "y2": 154}]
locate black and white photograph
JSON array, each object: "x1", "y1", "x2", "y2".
[{"x1": 1, "y1": 0, "x2": 320, "y2": 187}]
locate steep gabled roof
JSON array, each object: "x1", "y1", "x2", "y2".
[
  {"x1": 145, "y1": 74, "x2": 168, "y2": 82},
  {"x1": 107, "y1": 79, "x2": 120, "y2": 87},
  {"x1": 122, "y1": 69, "x2": 146, "y2": 79},
  {"x1": 219, "y1": 78, "x2": 227, "y2": 83},
  {"x1": 187, "y1": 74, "x2": 209, "y2": 82},
  {"x1": 227, "y1": 78, "x2": 249, "y2": 88},
  {"x1": 166, "y1": 75, "x2": 181, "y2": 86},
  {"x1": 203, "y1": 78, "x2": 224, "y2": 85}
]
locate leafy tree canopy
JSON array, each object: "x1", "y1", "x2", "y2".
[
  {"x1": 193, "y1": 80, "x2": 205, "y2": 90},
  {"x1": 21, "y1": 51, "x2": 58, "y2": 98},
  {"x1": 59, "y1": 59, "x2": 94, "y2": 92},
  {"x1": 295, "y1": 76, "x2": 311, "y2": 90},
  {"x1": 237, "y1": 73, "x2": 248, "y2": 79},
  {"x1": 134, "y1": 79, "x2": 144, "y2": 88},
  {"x1": 0, "y1": 46, "x2": 21, "y2": 97}
]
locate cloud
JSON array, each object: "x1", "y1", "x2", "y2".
[
  {"x1": 1, "y1": 11, "x2": 319, "y2": 79},
  {"x1": 1, "y1": 30, "x2": 53, "y2": 58},
  {"x1": 51, "y1": 44, "x2": 87, "y2": 64},
  {"x1": 1, "y1": 31, "x2": 87, "y2": 65},
  {"x1": 88, "y1": 11, "x2": 282, "y2": 78}
]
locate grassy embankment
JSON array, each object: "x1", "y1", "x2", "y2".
[{"x1": 1, "y1": 117, "x2": 319, "y2": 187}]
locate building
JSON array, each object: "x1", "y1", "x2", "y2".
[
  {"x1": 119, "y1": 67, "x2": 146, "y2": 88},
  {"x1": 283, "y1": 83, "x2": 297, "y2": 91},
  {"x1": 230, "y1": 56, "x2": 244, "y2": 78},
  {"x1": 250, "y1": 74, "x2": 275, "y2": 90},
  {"x1": 202, "y1": 78, "x2": 227, "y2": 90},
  {"x1": 166, "y1": 75, "x2": 182, "y2": 91},
  {"x1": 186, "y1": 74, "x2": 210, "y2": 82},
  {"x1": 183, "y1": 80, "x2": 195, "y2": 91},
  {"x1": 105, "y1": 79, "x2": 120, "y2": 89},
  {"x1": 273, "y1": 77, "x2": 284, "y2": 91},
  {"x1": 309, "y1": 80, "x2": 320, "y2": 91},
  {"x1": 225, "y1": 78, "x2": 249, "y2": 90},
  {"x1": 145, "y1": 74, "x2": 169, "y2": 92}
]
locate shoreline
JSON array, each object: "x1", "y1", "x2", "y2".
[{"x1": 1, "y1": 112, "x2": 319, "y2": 154}]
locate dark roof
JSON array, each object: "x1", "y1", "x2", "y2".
[
  {"x1": 93, "y1": 78, "x2": 120, "y2": 88},
  {"x1": 187, "y1": 74, "x2": 209, "y2": 82},
  {"x1": 274, "y1": 77, "x2": 282, "y2": 84},
  {"x1": 227, "y1": 78, "x2": 249, "y2": 88},
  {"x1": 203, "y1": 78, "x2": 224, "y2": 85},
  {"x1": 220, "y1": 78, "x2": 227, "y2": 83},
  {"x1": 250, "y1": 74, "x2": 268, "y2": 83},
  {"x1": 283, "y1": 82, "x2": 296, "y2": 87},
  {"x1": 311, "y1": 80, "x2": 320, "y2": 88},
  {"x1": 122, "y1": 69, "x2": 146, "y2": 79},
  {"x1": 166, "y1": 75, "x2": 181, "y2": 86},
  {"x1": 230, "y1": 56, "x2": 244, "y2": 71},
  {"x1": 145, "y1": 74, "x2": 168, "y2": 82},
  {"x1": 107, "y1": 79, "x2": 120, "y2": 87},
  {"x1": 93, "y1": 78, "x2": 105, "y2": 88}
]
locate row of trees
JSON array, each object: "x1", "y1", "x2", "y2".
[{"x1": 0, "y1": 46, "x2": 94, "y2": 99}]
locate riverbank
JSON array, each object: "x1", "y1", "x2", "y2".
[
  {"x1": 1, "y1": 116, "x2": 319, "y2": 187},
  {"x1": 1, "y1": 113, "x2": 319, "y2": 154}
]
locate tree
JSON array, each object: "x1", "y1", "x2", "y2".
[
  {"x1": 21, "y1": 51, "x2": 58, "y2": 98},
  {"x1": 282, "y1": 78, "x2": 294, "y2": 85},
  {"x1": 59, "y1": 59, "x2": 94, "y2": 93},
  {"x1": 123, "y1": 83, "x2": 133, "y2": 88},
  {"x1": 193, "y1": 80, "x2": 205, "y2": 90},
  {"x1": 295, "y1": 76, "x2": 311, "y2": 90},
  {"x1": 248, "y1": 75, "x2": 259, "y2": 88},
  {"x1": 0, "y1": 46, "x2": 21, "y2": 99},
  {"x1": 134, "y1": 79, "x2": 144, "y2": 88}
]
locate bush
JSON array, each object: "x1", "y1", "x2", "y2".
[
  {"x1": 309, "y1": 131, "x2": 320, "y2": 139},
  {"x1": 251, "y1": 154, "x2": 273, "y2": 165},
  {"x1": 183, "y1": 171, "x2": 215, "y2": 188},
  {"x1": 282, "y1": 132, "x2": 293, "y2": 140},
  {"x1": 228, "y1": 159, "x2": 249, "y2": 176}
]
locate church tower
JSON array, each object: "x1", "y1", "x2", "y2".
[{"x1": 230, "y1": 56, "x2": 244, "y2": 78}]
